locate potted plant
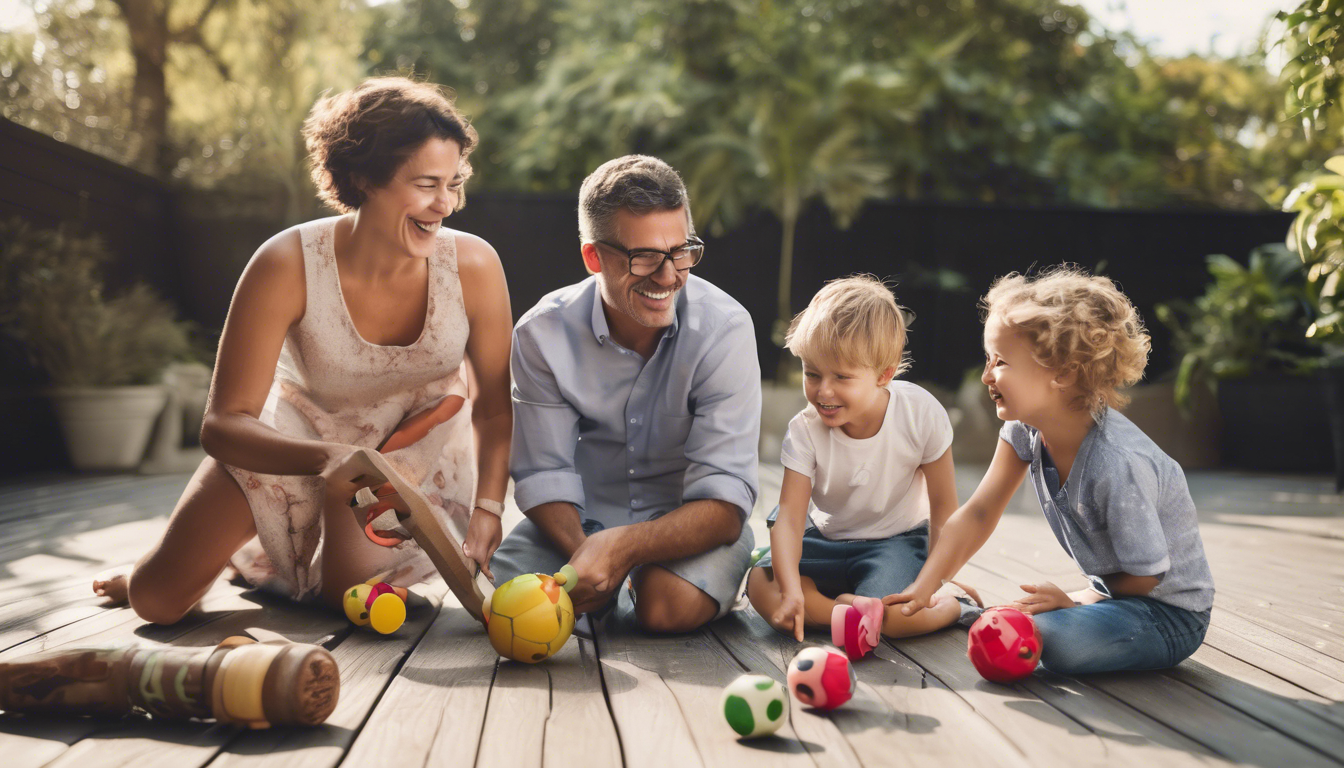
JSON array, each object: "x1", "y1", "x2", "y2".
[
  {"x1": 0, "y1": 218, "x2": 194, "y2": 470},
  {"x1": 1284, "y1": 159, "x2": 1344, "y2": 489},
  {"x1": 1155, "y1": 244, "x2": 1332, "y2": 473}
]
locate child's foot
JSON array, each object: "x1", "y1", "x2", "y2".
[
  {"x1": 831, "y1": 595, "x2": 884, "y2": 660},
  {"x1": 92, "y1": 569, "x2": 129, "y2": 605},
  {"x1": 936, "y1": 580, "x2": 984, "y2": 608}
]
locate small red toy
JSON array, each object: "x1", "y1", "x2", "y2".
[
  {"x1": 786, "y1": 646, "x2": 856, "y2": 710},
  {"x1": 967, "y1": 607, "x2": 1042, "y2": 682}
]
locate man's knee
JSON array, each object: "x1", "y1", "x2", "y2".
[{"x1": 633, "y1": 568, "x2": 718, "y2": 633}]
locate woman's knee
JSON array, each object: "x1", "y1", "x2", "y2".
[{"x1": 125, "y1": 568, "x2": 193, "y2": 625}]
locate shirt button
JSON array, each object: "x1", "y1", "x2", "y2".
[
  {"x1": 628, "y1": 469, "x2": 635, "y2": 475},
  {"x1": 630, "y1": 418, "x2": 637, "y2": 424},
  {"x1": 628, "y1": 446, "x2": 634, "y2": 452}
]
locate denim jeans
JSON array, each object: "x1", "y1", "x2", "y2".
[{"x1": 1033, "y1": 596, "x2": 1211, "y2": 675}]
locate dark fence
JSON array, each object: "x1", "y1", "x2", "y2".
[
  {"x1": 449, "y1": 193, "x2": 1296, "y2": 388},
  {"x1": 1, "y1": 118, "x2": 1297, "y2": 471}
]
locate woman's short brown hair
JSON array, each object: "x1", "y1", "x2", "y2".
[{"x1": 302, "y1": 77, "x2": 478, "y2": 213}]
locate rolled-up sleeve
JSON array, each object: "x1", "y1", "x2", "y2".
[
  {"x1": 681, "y1": 315, "x2": 761, "y2": 521},
  {"x1": 510, "y1": 322, "x2": 585, "y2": 513}
]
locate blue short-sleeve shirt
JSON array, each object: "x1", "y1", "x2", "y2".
[
  {"x1": 1000, "y1": 409, "x2": 1215, "y2": 612},
  {"x1": 510, "y1": 275, "x2": 761, "y2": 529}
]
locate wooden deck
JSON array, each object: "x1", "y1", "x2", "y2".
[{"x1": 1, "y1": 465, "x2": 1342, "y2": 768}]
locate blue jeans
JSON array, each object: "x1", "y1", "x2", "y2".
[
  {"x1": 757, "y1": 522, "x2": 929, "y2": 599},
  {"x1": 1033, "y1": 596, "x2": 1211, "y2": 675}
]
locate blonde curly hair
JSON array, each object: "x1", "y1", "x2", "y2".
[
  {"x1": 981, "y1": 266, "x2": 1150, "y2": 416},
  {"x1": 786, "y1": 274, "x2": 911, "y2": 377}
]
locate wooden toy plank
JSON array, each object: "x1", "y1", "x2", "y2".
[{"x1": 348, "y1": 448, "x2": 488, "y2": 622}]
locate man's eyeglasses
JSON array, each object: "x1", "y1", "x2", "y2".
[{"x1": 594, "y1": 237, "x2": 705, "y2": 277}]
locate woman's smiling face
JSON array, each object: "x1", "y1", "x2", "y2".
[{"x1": 360, "y1": 137, "x2": 464, "y2": 259}]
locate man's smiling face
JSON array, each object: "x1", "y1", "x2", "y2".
[{"x1": 588, "y1": 207, "x2": 691, "y2": 332}]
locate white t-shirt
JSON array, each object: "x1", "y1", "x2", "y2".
[{"x1": 780, "y1": 381, "x2": 954, "y2": 540}]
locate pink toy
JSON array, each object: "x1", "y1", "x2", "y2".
[
  {"x1": 786, "y1": 646, "x2": 856, "y2": 710},
  {"x1": 967, "y1": 606, "x2": 1043, "y2": 682},
  {"x1": 830, "y1": 595, "x2": 884, "y2": 660}
]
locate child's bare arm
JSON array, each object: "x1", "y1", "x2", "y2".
[
  {"x1": 921, "y1": 448, "x2": 958, "y2": 554},
  {"x1": 1101, "y1": 572, "x2": 1161, "y2": 596},
  {"x1": 886, "y1": 439, "x2": 1028, "y2": 615},
  {"x1": 766, "y1": 469, "x2": 813, "y2": 640}
]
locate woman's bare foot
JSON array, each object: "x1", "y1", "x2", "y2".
[{"x1": 92, "y1": 570, "x2": 130, "y2": 604}]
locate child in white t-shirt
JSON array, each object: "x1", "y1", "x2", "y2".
[{"x1": 747, "y1": 276, "x2": 979, "y2": 658}]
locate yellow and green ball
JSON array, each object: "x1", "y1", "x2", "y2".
[
  {"x1": 721, "y1": 674, "x2": 788, "y2": 738},
  {"x1": 484, "y1": 572, "x2": 575, "y2": 663}
]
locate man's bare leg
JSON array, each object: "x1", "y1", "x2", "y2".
[{"x1": 630, "y1": 564, "x2": 718, "y2": 634}]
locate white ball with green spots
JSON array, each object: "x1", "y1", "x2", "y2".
[{"x1": 720, "y1": 674, "x2": 788, "y2": 738}]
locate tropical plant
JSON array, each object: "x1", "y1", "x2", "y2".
[
  {"x1": 0, "y1": 218, "x2": 194, "y2": 387},
  {"x1": 1278, "y1": 0, "x2": 1344, "y2": 362},
  {"x1": 1155, "y1": 244, "x2": 1321, "y2": 411}
]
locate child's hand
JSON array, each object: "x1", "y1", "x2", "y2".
[
  {"x1": 462, "y1": 510, "x2": 503, "y2": 582},
  {"x1": 883, "y1": 582, "x2": 942, "y2": 616},
  {"x1": 1009, "y1": 582, "x2": 1073, "y2": 615},
  {"x1": 772, "y1": 589, "x2": 807, "y2": 642}
]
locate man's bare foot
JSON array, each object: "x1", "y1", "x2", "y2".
[{"x1": 92, "y1": 570, "x2": 129, "y2": 604}]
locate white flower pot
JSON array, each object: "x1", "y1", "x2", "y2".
[{"x1": 49, "y1": 386, "x2": 169, "y2": 471}]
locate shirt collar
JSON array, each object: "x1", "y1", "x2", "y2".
[{"x1": 587, "y1": 278, "x2": 683, "y2": 346}]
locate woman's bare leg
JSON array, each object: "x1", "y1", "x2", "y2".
[
  {"x1": 317, "y1": 490, "x2": 385, "y2": 610},
  {"x1": 114, "y1": 457, "x2": 258, "y2": 625}
]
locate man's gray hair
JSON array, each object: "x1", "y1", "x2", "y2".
[{"x1": 578, "y1": 155, "x2": 695, "y2": 243}]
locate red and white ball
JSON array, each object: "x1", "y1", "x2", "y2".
[
  {"x1": 967, "y1": 606, "x2": 1042, "y2": 683},
  {"x1": 786, "y1": 646, "x2": 856, "y2": 710}
]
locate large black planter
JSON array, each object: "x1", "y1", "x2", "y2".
[{"x1": 1217, "y1": 374, "x2": 1336, "y2": 473}]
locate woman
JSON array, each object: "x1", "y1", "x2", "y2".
[{"x1": 95, "y1": 77, "x2": 512, "y2": 620}]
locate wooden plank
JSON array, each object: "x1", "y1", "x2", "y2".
[
  {"x1": 341, "y1": 597, "x2": 495, "y2": 768},
  {"x1": 203, "y1": 585, "x2": 447, "y2": 768},
  {"x1": 540, "y1": 621, "x2": 623, "y2": 768},
  {"x1": 958, "y1": 559, "x2": 1344, "y2": 765},
  {"x1": 710, "y1": 606, "x2": 1027, "y2": 768},
  {"x1": 595, "y1": 604, "x2": 817, "y2": 768}
]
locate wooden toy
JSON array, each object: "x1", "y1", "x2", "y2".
[
  {"x1": 330, "y1": 445, "x2": 490, "y2": 623},
  {"x1": 786, "y1": 646, "x2": 856, "y2": 710},
  {"x1": 967, "y1": 606, "x2": 1043, "y2": 683},
  {"x1": 482, "y1": 565, "x2": 577, "y2": 663},
  {"x1": 342, "y1": 580, "x2": 409, "y2": 635},
  {"x1": 0, "y1": 634, "x2": 338, "y2": 728},
  {"x1": 721, "y1": 674, "x2": 788, "y2": 738}
]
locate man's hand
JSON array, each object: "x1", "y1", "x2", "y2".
[
  {"x1": 882, "y1": 579, "x2": 943, "y2": 616},
  {"x1": 1010, "y1": 581, "x2": 1074, "y2": 615},
  {"x1": 566, "y1": 527, "x2": 634, "y2": 615},
  {"x1": 772, "y1": 588, "x2": 806, "y2": 642},
  {"x1": 462, "y1": 510, "x2": 503, "y2": 582}
]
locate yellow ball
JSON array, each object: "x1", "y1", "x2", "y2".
[
  {"x1": 343, "y1": 584, "x2": 373, "y2": 626},
  {"x1": 486, "y1": 572, "x2": 575, "y2": 663},
  {"x1": 368, "y1": 592, "x2": 406, "y2": 634}
]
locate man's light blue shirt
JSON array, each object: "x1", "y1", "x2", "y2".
[{"x1": 509, "y1": 275, "x2": 761, "y2": 529}]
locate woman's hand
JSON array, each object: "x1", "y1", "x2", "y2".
[
  {"x1": 772, "y1": 587, "x2": 807, "y2": 642},
  {"x1": 463, "y1": 509, "x2": 503, "y2": 582},
  {"x1": 318, "y1": 446, "x2": 386, "y2": 510},
  {"x1": 1009, "y1": 581, "x2": 1074, "y2": 615}
]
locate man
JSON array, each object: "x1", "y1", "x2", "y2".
[{"x1": 491, "y1": 155, "x2": 761, "y2": 633}]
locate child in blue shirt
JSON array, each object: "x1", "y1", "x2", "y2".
[{"x1": 888, "y1": 267, "x2": 1215, "y2": 675}]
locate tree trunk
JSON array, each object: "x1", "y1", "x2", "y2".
[{"x1": 114, "y1": 0, "x2": 171, "y2": 178}]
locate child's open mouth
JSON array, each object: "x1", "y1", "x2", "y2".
[{"x1": 817, "y1": 403, "x2": 841, "y2": 415}]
